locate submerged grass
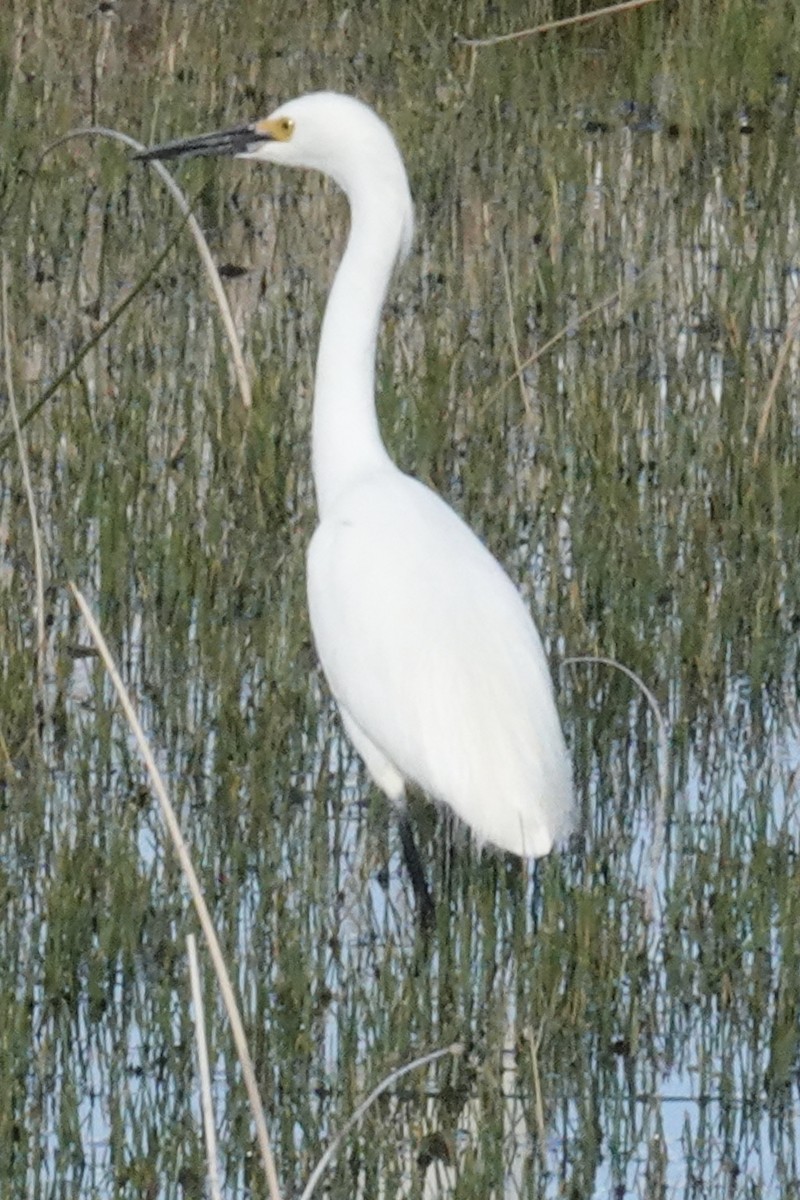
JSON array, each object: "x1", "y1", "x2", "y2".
[{"x1": 1, "y1": 0, "x2": 799, "y2": 1196}]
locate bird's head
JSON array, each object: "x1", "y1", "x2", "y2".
[{"x1": 137, "y1": 91, "x2": 414, "y2": 256}]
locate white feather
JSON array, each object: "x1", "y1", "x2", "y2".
[
  {"x1": 221, "y1": 91, "x2": 573, "y2": 859},
  {"x1": 308, "y1": 469, "x2": 573, "y2": 857}
]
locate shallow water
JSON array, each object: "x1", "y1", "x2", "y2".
[{"x1": 1, "y1": 2, "x2": 798, "y2": 1197}]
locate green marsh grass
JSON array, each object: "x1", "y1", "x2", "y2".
[{"x1": 1, "y1": 1, "x2": 798, "y2": 1196}]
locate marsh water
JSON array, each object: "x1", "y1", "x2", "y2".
[{"x1": 1, "y1": 2, "x2": 798, "y2": 1197}]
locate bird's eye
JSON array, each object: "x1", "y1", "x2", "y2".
[{"x1": 255, "y1": 114, "x2": 296, "y2": 142}]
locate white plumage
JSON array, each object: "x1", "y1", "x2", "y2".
[
  {"x1": 140, "y1": 91, "x2": 574, "y2": 885},
  {"x1": 308, "y1": 469, "x2": 572, "y2": 856}
]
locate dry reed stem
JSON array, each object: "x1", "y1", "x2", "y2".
[
  {"x1": 484, "y1": 255, "x2": 669, "y2": 415},
  {"x1": 1, "y1": 255, "x2": 47, "y2": 715},
  {"x1": 300, "y1": 1044, "x2": 463, "y2": 1200},
  {"x1": 0, "y1": 732, "x2": 15, "y2": 775},
  {"x1": 499, "y1": 242, "x2": 533, "y2": 417},
  {"x1": 457, "y1": 0, "x2": 662, "y2": 48},
  {"x1": 752, "y1": 291, "x2": 800, "y2": 464},
  {"x1": 527, "y1": 1025, "x2": 547, "y2": 1166},
  {"x1": 69, "y1": 584, "x2": 281, "y2": 1200},
  {"x1": 187, "y1": 934, "x2": 223, "y2": 1200}
]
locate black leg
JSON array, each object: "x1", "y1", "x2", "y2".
[{"x1": 398, "y1": 812, "x2": 435, "y2": 933}]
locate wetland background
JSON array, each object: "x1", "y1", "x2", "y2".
[{"x1": 0, "y1": 0, "x2": 798, "y2": 1196}]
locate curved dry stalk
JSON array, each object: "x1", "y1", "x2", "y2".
[
  {"x1": 187, "y1": 934, "x2": 223, "y2": 1200},
  {"x1": 563, "y1": 654, "x2": 669, "y2": 919},
  {"x1": 41, "y1": 126, "x2": 250, "y2": 409},
  {"x1": 300, "y1": 1043, "x2": 463, "y2": 1200},
  {"x1": 456, "y1": 0, "x2": 662, "y2": 48},
  {"x1": 1, "y1": 255, "x2": 47, "y2": 714},
  {"x1": 69, "y1": 583, "x2": 281, "y2": 1200}
]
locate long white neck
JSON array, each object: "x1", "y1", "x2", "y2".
[{"x1": 312, "y1": 178, "x2": 411, "y2": 515}]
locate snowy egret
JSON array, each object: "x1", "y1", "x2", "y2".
[{"x1": 138, "y1": 93, "x2": 574, "y2": 923}]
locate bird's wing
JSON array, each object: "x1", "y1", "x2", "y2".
[{"x1": 307, "y1": 470, "x2": 573, "y2": 856}]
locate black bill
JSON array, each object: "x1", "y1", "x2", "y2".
[{"x1": 134, "y1": 124, "x2": 272, "y2": 162}]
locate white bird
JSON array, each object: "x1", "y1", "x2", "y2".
[{"x1": 139, "y1": 92, "x2": 574, "y2": 924}]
